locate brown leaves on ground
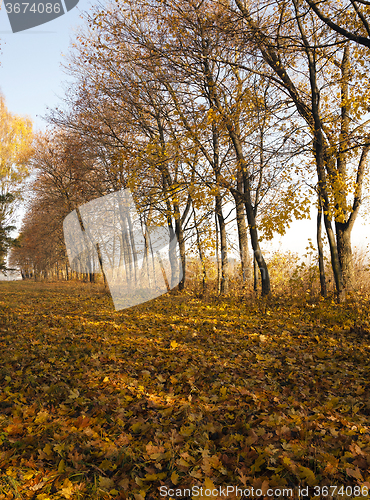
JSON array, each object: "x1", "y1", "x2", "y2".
[{"x1": 0, "y1": 282, "x2": 370, "y2": 499}]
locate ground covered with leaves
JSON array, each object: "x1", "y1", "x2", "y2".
[{"x1": 0, "y1": 282, "x2": 370, "y2": 499}]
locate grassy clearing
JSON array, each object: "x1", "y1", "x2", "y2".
[{"x1": 0, "y1": 281, "x2": 370, "y2": 499}]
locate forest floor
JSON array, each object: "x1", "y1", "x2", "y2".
[{"x1": 0, "y1": 281, "x2": 370, "y2": 499}]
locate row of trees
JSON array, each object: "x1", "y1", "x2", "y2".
[
  {"x1": 10, "y1": 0, "x2": 370, "y2": 300},
  {"x1": 0, "y1": 93, "x2": 33, "y2": 274}
]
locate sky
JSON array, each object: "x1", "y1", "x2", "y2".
[
  {"x1": 0, "y1": 3, "x2": 369, "y2": 262},
  {"x1": 0, "y1": 0, "x2": 92, "y2": 128}
]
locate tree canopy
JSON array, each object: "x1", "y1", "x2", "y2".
[{"x1": 0, "y1": 92, "x2": 33, "y2": 274}]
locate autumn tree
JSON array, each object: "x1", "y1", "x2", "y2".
[
  {"x1": 0, "y1": 193, "x2": 17, "y2": 274},
  {"x1": 0, "y1": 93, "x2": 33, "y2": 197},
  {"x1": 43, "y1": 4, "x2": 207, "y2": 292},
  {"x1": 230, "y1": 0, "x2": 370, "y2": 301},
  {"x1": 304, "y1": 0, "x2": 370, "y2": 48},
  {"x1": 77, "y1": 0, "x2": 310, "y2": 296},
  {"x1": 11, "y1": 130, "x2": 100, "y2": 280},
  {"x1": 0, "y1": 92, "x2": 33, "y2": 274}
]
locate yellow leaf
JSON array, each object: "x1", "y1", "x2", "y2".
[
  {"x1": 100, "y1": 459, "x2": 114, "y2": 471},
  {"x1": 135, "y1": 476, "x2": 144, "y2": 487},
  {"x1": 43, "y1": 443, "x2": 53, "y2": 456},
  {"x1": 193, "y1": 478, "x2": 219, "y2": 498},
  {"x1": 219, "y1": 386, "x2": 227, "y2": 397},
  {"x1": 131, "y1": 422, "x2": 142, "y2": 433},
  {"x1": 298, "y1": 466, "x2": 316, "y2": 486},
  {"x1": 34, "y1": 411, "x2": 49, "y2": 424},
  {"x1": 59, "y1": 478, "x2": 74, "y2": 499},
  {"x1": 54, "y1": 443, "x2": 65, "y2": 455},
  {"x1": 177, "y1": 458, "x2": 189, "y2": 467},
  {"x1": 134, "y1": 493, "x2": 146, "y2": 500},
  {"x1": 171, "y1": 471, "x2": 180, "y2": 485},
  {"x1": 69, "y1": 388, "x2": 80, "y2": 399},
  {"x1": 144, "y1": 472, "x2": 166, "y2": 481},
  {"x1": 252, "y1": 455, "x2": 265, "y2": 473},
  {"x1": 99, "y1": 476, "x2": 115, "y2": 491},
  {"x1": 204, "y1": 477, "x2": 215, "y2": 490},
  {"x1": 179, "y1": 424, "x2": 196, "y2": 437},
  {"x1": 6, "y1": 468, "x2": 15, "y2": 477}
]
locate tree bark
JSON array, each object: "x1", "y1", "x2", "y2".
[
  {"x1": 233, "y1": 186, "x2": 249, "y2": 284},
  {"x1": 253, "y1": 253, "x2": 258, "y2": 293},
  {"x1": 215, "y1": 211, "x2": 221, "y2": 294},
  {"x1": 215, "y1": 195, "x2": 229, "y2": 294},
  {"x1": 335, "y1": 222, "x2": 354, "y2": 289},
  {"x1": 157, "y1": 121, "x2": 186, "y2": 291},
  {"x1": 317, "y1": 193, "x2": 327, "y2": 297},
  {"x1": 193, "y1": 207, "x2": 207, "y2": 291},
  {"x1": 174, "y1": 209, "x2": 186, "y2": 291}
]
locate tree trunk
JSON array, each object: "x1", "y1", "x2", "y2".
[
  {"x1": 215, "y1": 195, "x2": 229, "y2": 294},
  {"x1": 156, "y1": 119, "x2": 186, "y2": 291},
  {"x1": 215, "y1": 211, "x2": 221, "y2": 294},
  {"x1": 253, "y1": 253, "x2": 258, "y2": 292},
  {"x1": 166, "y1": 220, "x2": 178, "y2": 289},
  {"x1": 233, "y1": 188, "x2": 249, "y2": 284},
  {"x1": 242, "y1": 171, "x2": 270, "y2": 296},
  {"x1": 334, "y1": 46, "x2": 353, "y2": 291},
  {"x1": 317, "y1": 193, "x2": 327, "y2": 297},
  {"x1": 193, "y1": 208, "x2": 207, "y2": 291},
  {"x1": 335, "y1": 222, "x2": 354, "y2": 289},
  {"x1": 125, "y1": 211, "x2": 138, "y2": 283},
  {"x1": 322, "y1": 205, "x2": 345, "y2": 302},
  {"x1": 174, "y1": 211, "x2": 186, "y2": 291}
]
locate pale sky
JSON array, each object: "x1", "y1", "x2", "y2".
[
  {"x1": 0, "y1": 0, "x2": 91, "y2": 129},
  {"x1": 0, "y1": 3, "x2": 369, "y2": 260}
]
